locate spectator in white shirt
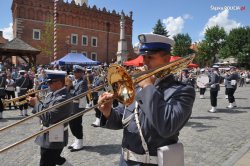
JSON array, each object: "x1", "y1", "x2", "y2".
[{"x1": 5, "y1": 75, "x2": 16, "y2": 110}]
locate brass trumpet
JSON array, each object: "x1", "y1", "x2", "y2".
[{"x1": 0, "y1": 54, "x2": 195, "y2": 153}]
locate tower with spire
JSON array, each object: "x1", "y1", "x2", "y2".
[
  {"x1": 116, "y1": 11, "x2": 128, "y2": 65},
  {"x1": 74, "y1": 0, "x2": 88, "y2": 6}
]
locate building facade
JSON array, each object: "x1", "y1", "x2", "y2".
[{"x1": 11, "y1": 0, "x2": 133, "y2": 64}]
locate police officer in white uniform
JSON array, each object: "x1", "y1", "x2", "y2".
[
  {"x1": 68, "y1": 65, "x2": 88, "y2": 152},
  {"x1": 98, "y1": 34, "x2": 196, "y2": 166},
  {"x1": 28, "y1": 70, "x2": 72, "y2": 166}
]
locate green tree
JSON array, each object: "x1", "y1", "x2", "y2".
[
  {"x1": 196, "y1": 40, "x2": 213, "y2": 66},
  {"x1": 152, "y1": 19, "x2": 169, "y2": 37},
  {"x1": 172, "y1": 33, "x2": 193, "y2": 56},
  {"x1": 219, "y1": 26, "x2": 250, "y2": 64},
  {"x1": 39, "y1": 19, "x2": 54, "y2": 63},
  {"x1": 197, "y1": 25, "x2": 226, "y2": 64}
]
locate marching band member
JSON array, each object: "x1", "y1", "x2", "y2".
[
  {"x1": 91, "y1": 71, "x2": 104, "y2": 127},
  {"x1": 98, "y1": 34, "x2": 195, "y2": 166},
  {"x1": 224, "y1": 67, "x2": 240, "y2": 109},
  {"x1": 179, "y1": 68, "x2": 195, "y2": 87},
  {"x1": 16, "y1": 70, "x2": 29, "y2": 116},
  {"x1": 28, "y1": 70, "x2": 72, "y2": 166},
  {"x1": 224, "y1": 68, "x2": 230, "y2": 99},
  {"x1": 206, "y1": 67, "x2": 220, "y2": 113},
  {"x1": 68, "y1": 65, "x2": 88, "y2": 152},
  {"x1": 0, "y1": 72, "x2": 6, "y2": 119},
  {"x1": 199, "y1": 68, "x2": 207, "y2": 99}
]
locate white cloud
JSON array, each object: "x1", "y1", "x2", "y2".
[
  {"x1": 183, "y1": 14, "x2": 193, "y2": 20},
  {"x1": 163, "y1": 14, "x2": 192, "y2": 38},
  {"x1": 200, "y1": 10, "x2": 241, "y2": 36},
  {"x1": 163, "y1": 17, "x2": 184, "y2": 38},
  {"x1": 0, "y1": 23, "x2": 13, "y2": 40}
]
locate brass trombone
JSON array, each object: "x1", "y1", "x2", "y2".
[
  {"x1": 0, "y1": 54, "x2": 195, "y2": 153},
  {"x1": 3, "y1": 89, "x2": 49, "y2": 107}
]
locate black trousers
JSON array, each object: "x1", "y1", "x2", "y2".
[
  {"x1": 210, "y1": 90, "x2": 218, "y2": 107},
  {"x1": 200, "y1": 88, "x2": 206, "y2": 95},
  {"x1": 239, "y1": 78, "x2": 245, "y2": 87},
  {"x1": 93, "y1": 98, "x2": 101, "y2": 118},
  {"x1": 40, "y1": 147, "x2": 65, "y2": 166},
  {"x1": 227, "y1": 88, "x2": 236, "y2": 103},
  {"x1": 19, "y1": 98, "x2": 28, "y2": 110},
  {"x1": 69, "y1": 116, "x2": 83, "y2": 139},
  {"x1": 5, "y1": 90, "x2": 15, "y2": 109},
  {"x1": 0, "y1": 96, "x2": 4, "y2": 113},
  {"x1": 225, "y1": 88, "x2": 228, "y2": 95}
]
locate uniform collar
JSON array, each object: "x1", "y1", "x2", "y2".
[{"x1": 154, "y1": 74, "x2": 175, "y2": 87}]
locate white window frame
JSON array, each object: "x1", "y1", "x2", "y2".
[
  {"x1": 33, "y1": 29, "x2": 41, "y2": 40},
  {"x1": 71, "y1": 50, "x2": 77, "y2": 53},
  {"x1": 81, "y1": 51, "x2": 87, "y2": 57},
  {"x1": 91, "y1": 52, "x2": 97, "y2": 61},
  {"x1": 82, "y1": 35, "x2": 88, "y2": 46},
  {"x1": 91, "y1": 37, "x2": 98, "y2": 47},
  {"x1": 71, "y1": 34, "x2": 78, "y2": 45}
]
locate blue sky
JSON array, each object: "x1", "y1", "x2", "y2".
[{"x1": 0, "y1": 0, "x2": 249, "y2": 44}]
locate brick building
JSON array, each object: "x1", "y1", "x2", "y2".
[
  {"x1": 0, "y1": 31, "x2": 8, "y2": 44},
  {"x1": 11, "y1": 0, "x2": 133, "y2": 64}
]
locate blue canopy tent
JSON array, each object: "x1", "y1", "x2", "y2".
[{"x1": 51, "y1": 53, "x2": 101, "y2": 66}]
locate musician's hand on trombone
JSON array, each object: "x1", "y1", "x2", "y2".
[
  {"x1": 137, "y1": 66, "x2": 155, "y2": 88},
  {"x1": 98, "y1": 92, "x2": 113, "y2": 119},
  {"x1": 138, "y1": 77, "x2": 155, "y2": 89},
  {"x1": 27, "y1": 96, "x2": 39, "y2": 107}
]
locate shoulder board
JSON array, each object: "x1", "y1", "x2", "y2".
[{"x1": 55, "y1": 95, "x2": 67, "y2": 101}]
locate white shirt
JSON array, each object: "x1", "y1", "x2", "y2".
[{"x1": 6, "y1": 78, "x2": 15, "y2": 91}]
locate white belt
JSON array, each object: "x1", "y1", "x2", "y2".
[
  {"x1": 73, "y1": 100, "x2": 79, "y2": 103},
  {"x1": 42, "y1": 126, "x2": 68, "y2": 131},
  {"x1": 122, "y1": 148, "x2": 158, "y2": 165},
  {"x1": 20, "y1": 88, "x2": 27, "y2": 90}
]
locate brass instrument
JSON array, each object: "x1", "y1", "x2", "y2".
[
  {"x1": 3, "y1": 89, "x2": 48, "y2": 107},
  {"x1": 86, "y1": 73, "x2": 93, "y2": 101},
  {"x1": 0, "y1": 54, "x2": 195, "y2": 153},
  {"x1": 65, "y1": 75, "x2": 73, "y2": 88}
]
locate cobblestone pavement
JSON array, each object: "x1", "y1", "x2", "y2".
[{"x1": 0, "y1": 85, "x2": 249, "y2": 166}]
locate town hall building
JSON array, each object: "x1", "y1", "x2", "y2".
[{"x1": 11, "y1": 0, "x2": 133, "y2": 64}]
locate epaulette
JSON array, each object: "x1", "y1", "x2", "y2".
[
  {"x1": 55, "y1": 95, "x2": 67, "y2": 102},
  {"x1": 45, "y1": 92, "x2": 53, "y2": 98}
]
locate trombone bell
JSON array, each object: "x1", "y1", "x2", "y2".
[
  {"x1": 107, "y1": 65, "x2": 135, "y2": 106},
  {"x1": 107, "y1": 54, "x2": 195, "y2": 106}
]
